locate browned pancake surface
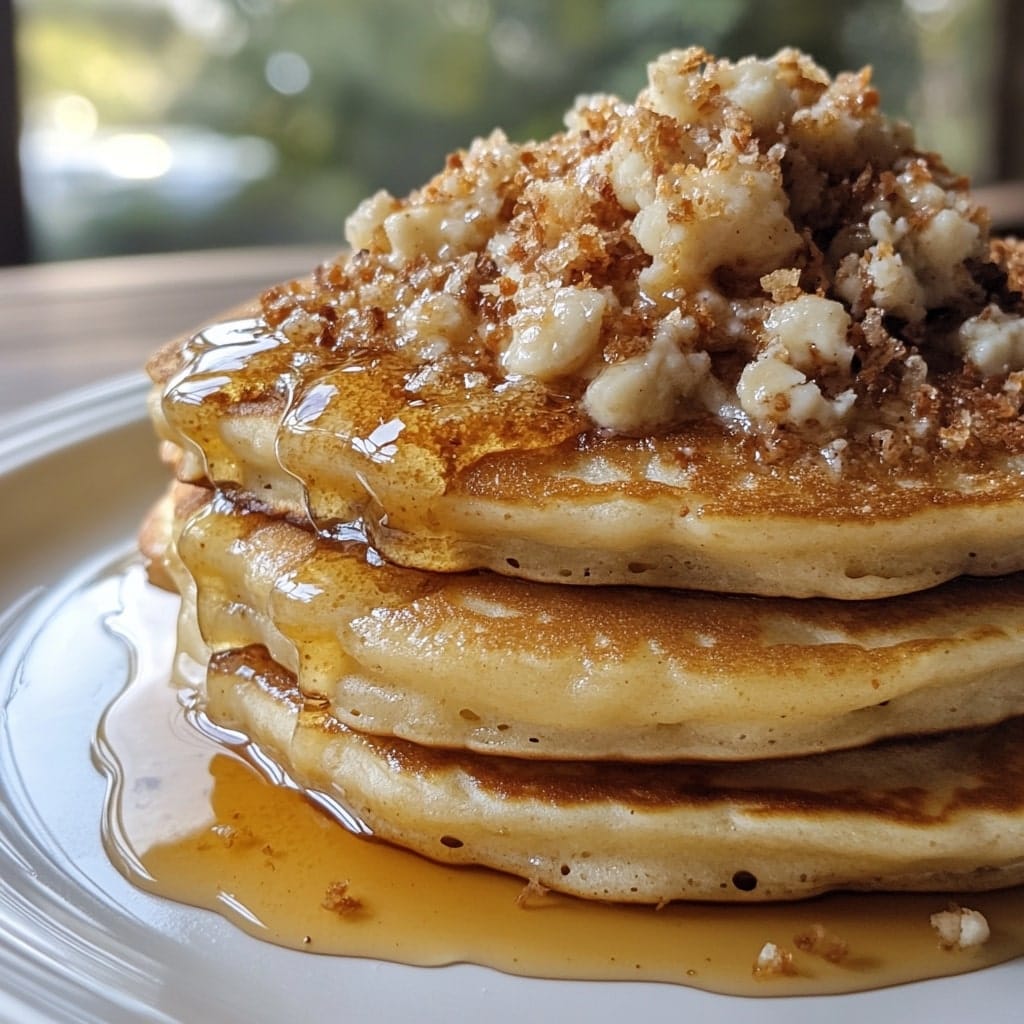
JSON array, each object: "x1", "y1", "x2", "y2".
[
  {"x1": 204, "y1": 644, "x2": 1024, "y2": 903},
  {"x1": 148, "y1": 484, "x2": 1024, "y2": 761}
]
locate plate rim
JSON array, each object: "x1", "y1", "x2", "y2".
[{"x1": 0, "y1": 372, "x2": 149, "y2": 477}]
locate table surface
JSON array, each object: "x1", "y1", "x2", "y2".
[{"x1": 0, "y1": 244, "x2": 333, "y2": 420}]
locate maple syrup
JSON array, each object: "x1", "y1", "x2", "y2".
[{"x1": 96, "y1": 565, "x2": 1024, "y2": 997}]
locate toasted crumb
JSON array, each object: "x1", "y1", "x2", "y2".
[
  {"x1": 793, "y1": 922, "x2": 850, "y2": 963},
  {"x1": 752, "y1": 941, "x2": 798, "y2": 978},
  {"x1": 760, "y1": 268, "x2": 804, "y2": 304},
  {"x1": 321, "y1": 880, "x2": 363, "y2": 917},
  {"x1": 930, "y1": 903, "x2": 990, "y2": 950}
]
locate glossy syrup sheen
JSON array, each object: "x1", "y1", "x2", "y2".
[
  {"x1": 160, "y1": 318, "x2": 1024, "y2": 523},
  {"x1": 98, "y1": 566, "x2": 1024, "y2": 997}
]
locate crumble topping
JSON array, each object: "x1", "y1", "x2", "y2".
[
  {"x1": 752, "y1": 941, "x2": 798, "y2": 978},
  {"x1": 930, "y1": 903, "x2": 990, "y2": 950},
  {"x1": 321, "y1": 880, "x2": 364, "y2": 917},
  {"x1": 261, "y1": 46, "x2": 1024, "y2": 462}
]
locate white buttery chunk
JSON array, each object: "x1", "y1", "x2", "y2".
[
  {"x1": 865, "y1": 244, "x2": 927, "y2": 322},
  {"x1": 502, "y1": 285, "x2": 608, "y2": 380},
  {"x1": 344, "y1": 189, "x2": 399, "y2": 252},
  {"x1": 715, "y1": 59, "x2": 801, "y2": 135},
  {"x1": 737, "y1": 295, "x2": 855, "y2": 430},
  {"x1": 608, "y1": 136, "x2": 654, "y2": 213},
  {"x1": 911, "y1": 207, "x2": 984, "y2": 307},
  {"x1": 632, "y1": 154, "x2": 801, "y2": 305},
  {"x1": 957, "y1": 305, "x2": 1024, "y2": 376},
  {"x1": 583, "y1": 311, "x2": 710, "y2": 432},
  {"x1": 867, "y1": 210, "x2": 908, "y2": 246},
  {"x1": 837, "y1": 170, "x2": 986, "y2": 324},
  {"x1": 383, "y1": 199, "x2": 494, "y2": 262},
  {"x1": 398, "y1": 291, "x2": 472, "y2": 349},
  {"x1": 768, "y1": 294, "x2": 854, "y2": 369},
  {"x1": 930, "y1": 905, "x2": 991, "y2": 950}
]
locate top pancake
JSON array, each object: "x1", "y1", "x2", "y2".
[{"x1": 148, "y1": 48, "x2": 1024, "y2": 599}]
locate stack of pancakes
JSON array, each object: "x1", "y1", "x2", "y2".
[{"x1": 143, "y1": 48, "x2": 1024, "y2": 903}]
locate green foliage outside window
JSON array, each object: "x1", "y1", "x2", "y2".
[{"x1": 15, "y1": 0, "x2": 995, "y2": 261}]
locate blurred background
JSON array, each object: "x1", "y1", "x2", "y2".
[{"x1": 3, "y1": 0, "x2": 1020, "y2": 265}]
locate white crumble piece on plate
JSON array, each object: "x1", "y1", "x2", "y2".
[{"x1": 930, "y1": 904, "x2": 991, "y2": 950}]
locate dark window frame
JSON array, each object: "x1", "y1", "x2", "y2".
[{"x1": 1, "y1": 0, "x2": 29, "y2": 265}]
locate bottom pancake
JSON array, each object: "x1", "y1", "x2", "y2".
[{"x1": 204, "y1": 644, "x2": 1024, "y2": 904}]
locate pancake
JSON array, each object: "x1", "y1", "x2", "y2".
[
  {"x1": 148, "y1": 484, "x2": 1024, "y2": 762},
  {"x1": 202, "y1": 643, "x2": 1024, "y2": 904},
  {"x1": 139, "y1": 44, "x2": 1024, "y2": 918},
  {"x1": 147, "y1": 47, "x2": 1024, "y2": 599}
]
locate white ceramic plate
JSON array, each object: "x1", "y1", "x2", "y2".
[{"x1": 0, "y1": 377, "x2": 1021, "y2": 1024}]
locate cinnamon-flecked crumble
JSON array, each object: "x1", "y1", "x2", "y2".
[
  {"x1": 321, "y1": 880, "x2": 363, "y2": 917},
  {"x1": 260, "y1": 47, "x2": 1024, "y2": 466}
]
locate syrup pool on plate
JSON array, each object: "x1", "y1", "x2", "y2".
[{"x1": 94, "y1": 564, "x2": 1024, "y2": 997}]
